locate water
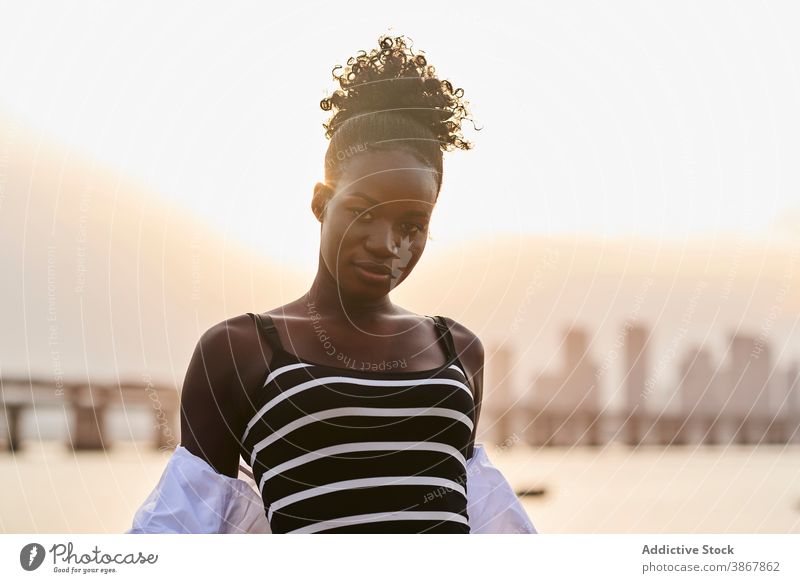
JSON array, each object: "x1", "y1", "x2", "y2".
[
  {"x1": 505, "y1": 443, "x2": 800, "y2": 533},
  {"x1": 1, "y1": 441, "x2": 798, "y2": 533}
]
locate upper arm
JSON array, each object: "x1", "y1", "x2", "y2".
[{"x1": 179, "y1": 318, "x2": 250, "y2": 478}]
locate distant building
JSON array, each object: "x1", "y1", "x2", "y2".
[
  {"x1": 677, "y1": 346, "x2": 721, "y2": 443},
  {"x1": 723, "y1": 333, "x2": 772, "y2": 417},
  {"x1": 624, "y1": 324, "x2": 650, "y2": 413},
  {"x1": 482, "y1": 344, "x2": 516, "y2": 445},
  {"x1": 720, "y1": 333, "x2": 774, "y2": 443},
  {"x1": 780, "y1": 362, "x2": 800, "y2": 443},
  {"x1": 562, "y1": 326, "x2": 600, "y2": 417},
  {"x1": 679, "y1": 347, "x2": 719, "y2": 417},
  {"x1": 527, "y1": 325, "x2": 601, "y2": 446}
]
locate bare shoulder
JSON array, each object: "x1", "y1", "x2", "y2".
[
  {"x1": 442, "y1": 316, "x2": 485, "y2": 371},
  {"x1": 199, "y1": 313, "x2": 257, "y2": 349},
  {"x1": 195, "y1": 312, "x2": 277, "y2": 394},
  {"x1": 201, "y1": 311, "x2": 287, "y2": 361},
  {"x1": 185, "y1": 313, "x2": 270, "y2": 404}
]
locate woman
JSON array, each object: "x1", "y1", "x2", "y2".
[{"x1": 127, "y1": 34, "x2": 536, "y2": 534}]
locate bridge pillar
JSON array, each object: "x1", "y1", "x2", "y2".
[
  {"x1": 4, "y1": 403, "x2": 24, "y2": 452},
  {"x1": 66, "y1": 385, "x2": 111, "y2": 451}
]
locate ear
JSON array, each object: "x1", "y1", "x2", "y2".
[{"x1": 311, "y1": 182, "x2": 333, "y2": 222}]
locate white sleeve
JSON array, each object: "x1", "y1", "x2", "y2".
[
  {"x1": 125, "y1": 445, "x2": 270, "y2": 534},
  {"x1": 126, "y1": 443, "x2": 536, "y2": 534},
  {"x1": 465, "y1": 443, "x2": 538, "y2": 534}
]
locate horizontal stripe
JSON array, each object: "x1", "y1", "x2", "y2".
[
  {"x1": 241, "y1": 362, "x2": 314, "y2": 442},
  {"x1": 285, "y1": 511, "x2": 469, "y2": 534},
  {"x1": 258, "y1": 441, "x2": 467, "y2": 494},
  {"x1": 245, "y1": 375, "x2": 473, "y2": 443},
  {"x1": 257, "y1": 450, "x2": 470, "y2": 503},
  {"x1": 250, "y1": 406, "x2": 474, "y2": 467},
  {"x1": 267, "y1": 475, "x2": 467, "y2": 521},
  {"x1": 449, "y1": 364, "x2": 467, "y2": 377}
]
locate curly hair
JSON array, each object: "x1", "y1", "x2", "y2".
[{"x1": 319, "y1": 34, "x2": 476, "y2": 196}]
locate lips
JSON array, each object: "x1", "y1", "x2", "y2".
[{"x1": 353, "y1": 261, "x2": 392, "y2": 275}]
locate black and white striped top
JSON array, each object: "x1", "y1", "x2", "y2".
[{"x1": 241, "y1": 312, "x2": 476, "y2": 534}]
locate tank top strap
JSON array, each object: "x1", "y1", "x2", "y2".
[
  {"x1": 431, "y1": 315, "x2": 458, "y2": 364},
  {"x1": 249, "y1": 312, "x2": 284, "y2": 354},
  {"x1": 431, "y1": 315, "x2": 476, "y2": 461}
]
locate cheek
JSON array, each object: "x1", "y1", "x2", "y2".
[
  {"x1": 321, "y1": 213, "x2": 349, "y2": 245},
  {"x1": 320, "y1": 216, "x2": 360, "y2": 272}
]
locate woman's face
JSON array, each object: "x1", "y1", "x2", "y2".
[{"x1": 313, "y1": 149, "x2": 438, "y2": 300}]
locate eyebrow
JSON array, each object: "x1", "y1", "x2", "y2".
[
  {"x1": 346, "y1": 192, "x2": 431, "y2": 219},
  {"x1": 348, "y1": 192, "x2": 379, "y2": 205}
]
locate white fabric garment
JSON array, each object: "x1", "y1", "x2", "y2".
[{"x1": 126, "y1": 443, "x2": 537, "y2": 534}]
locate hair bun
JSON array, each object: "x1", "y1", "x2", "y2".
[{"x1": 320, "y1": 35, "x2": 475, "y2": 152}]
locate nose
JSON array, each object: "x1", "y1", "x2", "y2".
[{"x1": 363, "y1": 220, "x2": 401, "y2": 258}]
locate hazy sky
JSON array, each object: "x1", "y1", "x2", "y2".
[{"x1": 2, "y1": 0, "x2": 799, "y2": 268}]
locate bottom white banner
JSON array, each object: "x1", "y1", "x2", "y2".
[{"x1": 1, "y1": 534, "x2": 797, "y2": 582}]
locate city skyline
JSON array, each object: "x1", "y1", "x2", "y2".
[{"x1": 482, "y1": 323, "x2": 799, "y2": 447}]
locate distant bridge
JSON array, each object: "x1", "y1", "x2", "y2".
[{"x1": 0, "y1": 377, "x2": 179, "y2": 451}]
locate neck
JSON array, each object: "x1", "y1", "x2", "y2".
[{"x1": 303, "y1": 253, "x2": 395, "y2": 324}]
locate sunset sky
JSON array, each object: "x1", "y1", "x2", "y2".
[{"x1": 1, "y1": 1, "x2": 799, "y2": 270}]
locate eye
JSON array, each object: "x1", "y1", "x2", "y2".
[
  {"x1": 350, "y1": 208, "x2": 373, "y2": 221},
  {"x1": 401, "y1": 222, "x2": 425, "y2": 235}
]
